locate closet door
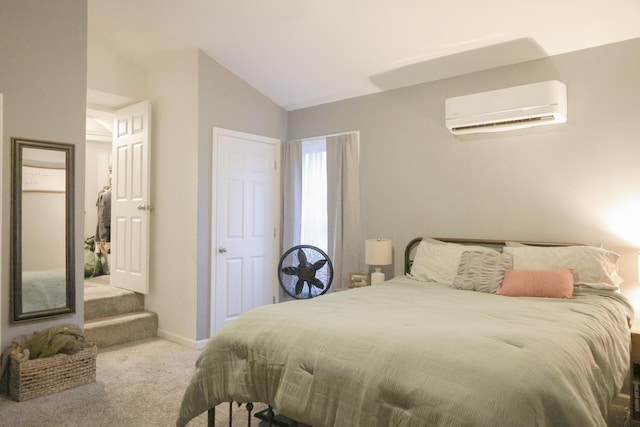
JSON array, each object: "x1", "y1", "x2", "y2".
[{"x1": 212, "y1": 128, "x2": 280, "y2": 334}]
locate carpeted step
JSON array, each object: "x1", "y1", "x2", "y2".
[
  {"x1": 84, "y1": 286, "x2": 144, "y2": 320},
  {"x1": 85, "y1": 311, "x2": 158, "y2": 349}
]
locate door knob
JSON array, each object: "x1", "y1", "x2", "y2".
[
  {"x1": 136, "y1": 205, "x2": 147, "y2": 211},
  {"x1": 218, "y1": 247, "x2": 227, "y2": 253}
]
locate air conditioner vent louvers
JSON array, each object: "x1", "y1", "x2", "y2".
[{"x1": 450, "y1": 114, "x2": 556, "y2": 132}]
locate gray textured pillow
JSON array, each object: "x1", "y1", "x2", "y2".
[{"x1": 451, "y1": 250, "x2": 513, "y2": 294}]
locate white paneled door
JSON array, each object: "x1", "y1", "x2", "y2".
[
  {"x1": 212, "y1": 128, "x2": 280, "y2": 334},
  {"x1": 111, "y1": 101, "x2": 151, "y2": 294}
]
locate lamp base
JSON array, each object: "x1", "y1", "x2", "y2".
[{"x1": 370, "y1": 268, "x2": 385, "y2": 285}]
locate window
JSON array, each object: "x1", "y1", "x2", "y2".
[
  {"x1": 282, "y1": 131, "x2": 362, "y2": 290},
  {"x1": 300, "y1": 138, "x2": 327, "y2": 252}
]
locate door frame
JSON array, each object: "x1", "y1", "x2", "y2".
[
  {"x1": 210, "y1": 127, "x2": 281, "y2": 336},
  {"x1": 0, "y1": 94, "x2": 3, "y2": 347}
]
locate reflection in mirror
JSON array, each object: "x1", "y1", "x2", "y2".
[{"x1": 11, "y1": 138, "x2": 75, "y2": 322}]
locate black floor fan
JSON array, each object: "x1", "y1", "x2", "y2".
[{"x1": 278, "y1": 245, "x2": 333, "y2": 299}]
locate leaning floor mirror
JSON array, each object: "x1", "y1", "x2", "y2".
[{"x1": 11, "y1": 137, "x2": 76, "y2": 322}]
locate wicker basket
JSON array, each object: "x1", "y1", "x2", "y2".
[{"x1": 8, "y1": 345, "x2": 97, "y2": 402}]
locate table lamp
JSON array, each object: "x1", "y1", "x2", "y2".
[{"x1": 365, "y1": 238, "x2": 392, "y2": 284}]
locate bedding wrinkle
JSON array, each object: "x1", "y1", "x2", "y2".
[{"x1": 495, "y1": 336, "x2": 524, "y2": 349}]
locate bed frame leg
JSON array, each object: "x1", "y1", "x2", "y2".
[
  {"x1": 208, "y1": 407, "x2": 215, "y2": 427},
  {"x1": 246, "y1": 402, "x2": 254, "y2": 427}
]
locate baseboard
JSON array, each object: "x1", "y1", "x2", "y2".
[
  {"x1": 156, "y1": 329, "x2": 204, "y2": 349},
  {"x1": 194, "y1": 339, "x2": 210, "y2": 350}
]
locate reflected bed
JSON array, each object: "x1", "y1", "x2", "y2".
[{"x1": 21, "y1": 269, "x2": 68, "y2": 312}]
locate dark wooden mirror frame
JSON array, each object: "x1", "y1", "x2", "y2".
[{"x1": 10, "y1": 137, "x2": 76, "y2": 322}]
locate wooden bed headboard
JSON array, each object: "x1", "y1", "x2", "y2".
[{"x1": 404, "y1": 237, "x2": 578, "y2": 275}]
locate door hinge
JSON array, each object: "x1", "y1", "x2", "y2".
[
  {"x1": 274, "y1": 160, "x2": 277, "y2": 171},
  {"x1": 273, "y1": 296, "x2": 276, "y2": 304}
]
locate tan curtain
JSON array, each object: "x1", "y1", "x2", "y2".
[
  {"x1": 326, "y1": 132, "x2": 363, "y2": 290},
  {"x1": 281, "y1": 139, "x2": 303, "y2": 252}
]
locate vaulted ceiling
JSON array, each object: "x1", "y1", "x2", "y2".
[{"x1": 88, "y1": 1, "x2": 640, "y2": 111}]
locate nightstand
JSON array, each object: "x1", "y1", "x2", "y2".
[{"x1": 631, "y1": 329, "x2": 640, "y2": 422}]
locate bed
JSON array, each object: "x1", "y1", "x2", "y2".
[{"x1": 177, "y1": 237, "x2": 634, "y2": 426}]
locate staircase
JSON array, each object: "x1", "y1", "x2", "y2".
[{"x1": 84, "y1": 283, "x2": 158, "y2": 348}]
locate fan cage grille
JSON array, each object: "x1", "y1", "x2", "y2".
[{"x1": 278, "y1": 245, "x2": 333, "y2": 299}]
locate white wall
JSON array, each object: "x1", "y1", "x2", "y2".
[
  {"x1": 0, "y1": 0, "x2": 87, "y2": 348},
  {"x1": 288, "y1": 38, "x2": 640, "y2": 288},
  {"x1": 87, "y1": 39, "x2": 146, "y2": 103},
  {"x1": 143, "y1": 49, "x2": 201, "y2": 346}
]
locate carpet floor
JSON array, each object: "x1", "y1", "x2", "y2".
[{"x1": 0, "y1": 338, "x2": 264, "y2": 427}]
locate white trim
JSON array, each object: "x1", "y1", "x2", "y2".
[
  {"x1": 299, "y1": 130, "x2": 359, "y2": 142},
  {"x1": 195, "y1": 339, "x2": 210, "y2": 350},
  {"x1": 156, "y1": 328, "x2": 205, "y2": 350},
  {"x1": 156, "y1": 329, "x2": 194, "y2": 347},
  {"x1": 0, "y1": 94, "x2": 3, "y2": 348}
]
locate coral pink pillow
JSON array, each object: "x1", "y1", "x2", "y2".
[{"x1": 499, "y1": 269, "x2": 574, "y2": 298}]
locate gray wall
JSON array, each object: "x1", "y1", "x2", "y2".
[
  {"x1": 86, "y1": 42, "x2": 286, "y2": 347},
  {"x1": 1, "y1": 0, "x2": 87, "y2": 348},
  {"x1": 195, "y1": 51, "x2": 287, "y2": 341},
  {"x1": 288, "y1": 38, "x2": 640, "y2": 282},
  {"x1": 141, "y1": 49, "x2": 201, "y2": 346},
  {"x1": 123, "y1": 49, "x2": 287, "y2": 347}
]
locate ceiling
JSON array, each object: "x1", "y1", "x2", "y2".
[{"x1": 87, "y1": 0, "x2": 640, "y2": 111}]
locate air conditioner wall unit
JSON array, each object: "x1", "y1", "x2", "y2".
[{"x1": 445, "y1": 80, "x2": 567, "y2": 135}]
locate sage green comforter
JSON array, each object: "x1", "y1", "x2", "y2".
[{"x1": 177, "y1": 276, "x2": 633, "y2": 426}]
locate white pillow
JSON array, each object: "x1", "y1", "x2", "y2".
[
  {"x1": 502, "y1": 245, "x2": 623, "y2": 290},
  {"x1": 409, "y1": 239, "x2": 498, "y2": 284}
]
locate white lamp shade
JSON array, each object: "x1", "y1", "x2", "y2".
[{"x1": 365, "y1": 239, "x2": 392, "y2": 266}]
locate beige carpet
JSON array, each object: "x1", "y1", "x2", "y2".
[{"x1": 0, "y1": 338, "x2": 264, "y2": 427}]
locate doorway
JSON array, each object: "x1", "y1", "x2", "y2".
[
  {"x1": 82, "y1": 99, "x2": 157, "y2": 347},
  {"x1": 85, "y1": 109, "x2": 114, "y2": 286},
  {"x1": 84, "y1": 99, "x2": 152, "y2": 295}
]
